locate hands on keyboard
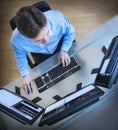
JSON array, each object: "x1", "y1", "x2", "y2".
[{"x1": 34, "y1": 56, "x2": 81, "y2": 93}]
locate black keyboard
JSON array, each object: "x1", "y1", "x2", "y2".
[
  {"x1": 39, "y1": 84, "x2": 104, "y2": 126},
  {"x1": 34, "y1": 56, "x2": 81, "y2": 93}
]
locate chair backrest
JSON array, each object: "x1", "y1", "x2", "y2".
[
  {"x1": 32, "y1": 1, "x2": 51, "y2": 12},
  {"x1": 9, "y1": 1, "x2": 51, "y2": 68}
]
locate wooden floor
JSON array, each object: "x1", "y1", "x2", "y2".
[{"x1": 0, "y1": 0, "x2": 118, "y2": 87}]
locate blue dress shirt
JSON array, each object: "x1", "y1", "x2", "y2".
[{"x1": 10, "y1": 10, "x2": 75, "y2": 77}]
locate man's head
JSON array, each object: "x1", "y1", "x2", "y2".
[{"x1": 15, "y1": 6, "x2": 49, "y2": 43}]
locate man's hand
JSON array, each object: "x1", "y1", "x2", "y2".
[
  {"x1": 58, "y1": 50, "x2": 71, "y2": 67},
  {"x1": 23, "y1": 74, "x2": 33, "y2": 95}
]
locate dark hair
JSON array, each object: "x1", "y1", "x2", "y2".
[{"x1": 15, "y1": 6, "x2": 47, "y2": 38}]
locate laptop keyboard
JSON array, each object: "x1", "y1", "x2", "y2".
[{"x1": 34, "y1": 56, "x2": 81, "y2": 93}]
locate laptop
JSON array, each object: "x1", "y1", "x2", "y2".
[
  {"x1": 0, "y1": 88, "x2": 44, "y2": 125},
  {"x1": 38, "y1": 84, "x2": 104, "y2": 126},
  {"x1": 94, "y1": 36, "x2": 118, "y2": 88}
]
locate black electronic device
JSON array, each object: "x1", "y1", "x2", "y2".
[
  {"x1": 0, "y1": 88, "x2": 44, "y2": 125},
  {"x1": 34, "y1": 56, "x2": 81, "y2": 93},
  {"x1": 94, "y1": 36, "x2": 118, "y2": 88},
  {"x1": 38, "y1": 84, "x2": 104, "y2": 126}
]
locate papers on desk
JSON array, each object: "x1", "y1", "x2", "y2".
[{"x1": 0, "y1": 89, "x2": 22, "y2": 107}]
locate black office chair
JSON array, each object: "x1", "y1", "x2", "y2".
[{"x1": 9, "y1": 1, "x2": 51, "y2": 68}]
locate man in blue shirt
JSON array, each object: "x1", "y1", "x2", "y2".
[{"x1": 10, "y1": 6, "x2": 75, "y2": 94}]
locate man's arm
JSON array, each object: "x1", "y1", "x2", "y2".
[
  {"x1": 11, "y1": 45, "x2": 29, "y2": 76},
  {"x1": 60, "y1": 13, "x2": 75, "y2": 52},
  {"x1": 58, "y1": 12, "x2": 75, "y2": 66},
  {"x1": 11, "y1": 45, "x2": 33, "y2": 94}
]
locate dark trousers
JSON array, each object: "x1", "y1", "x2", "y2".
[{"x1": 31, "y1": 37, "x2": 64, "y2": 65}]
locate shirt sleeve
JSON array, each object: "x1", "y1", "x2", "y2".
[
  {"x1": 60, "y1": 14, "x2": 75, "y2": 52},
  {"x1": 11, "y1": 44, "x2": 30, "y2": 77}
]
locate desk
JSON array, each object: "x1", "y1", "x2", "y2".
[{"x1": 0, "y1": 15, "x2": 118, "y2": 130}]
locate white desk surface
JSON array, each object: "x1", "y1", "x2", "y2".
[{"x1": 1, "y1": 15, "x2": 118, "y2": 130}]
